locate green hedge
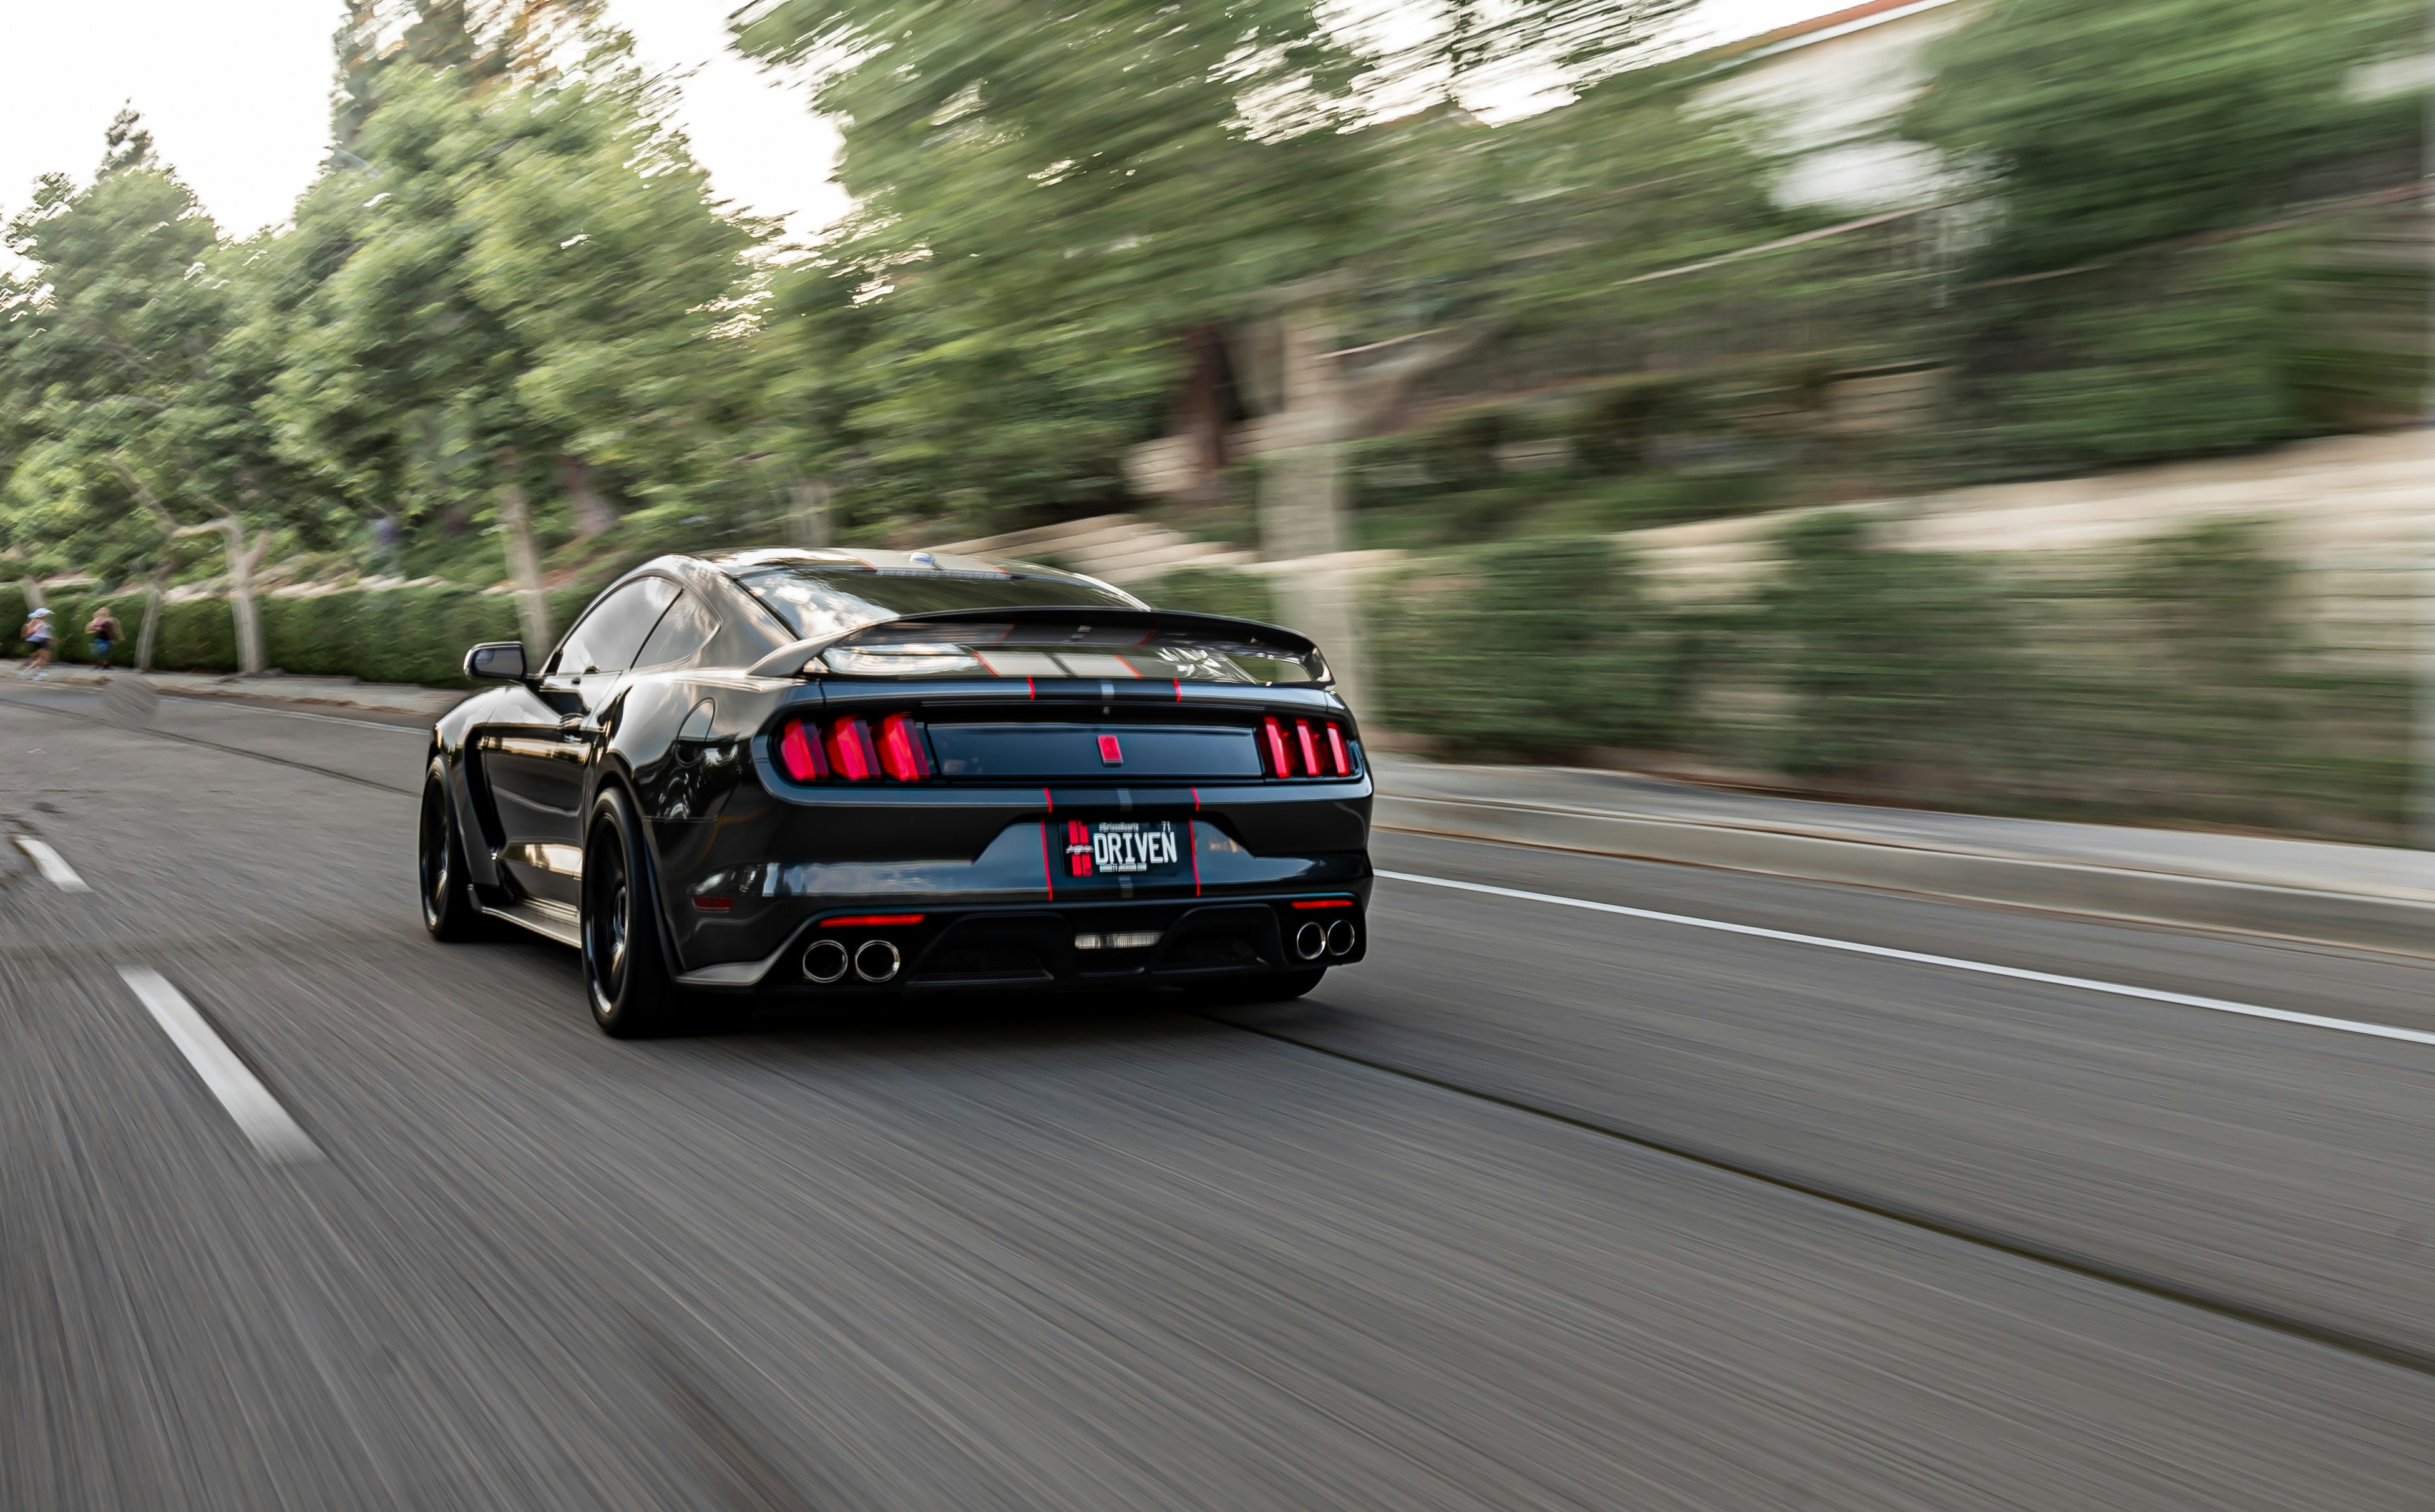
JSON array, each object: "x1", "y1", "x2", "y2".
[
  {"x1": 1370, "y1": 536, "x2": 1687, "y2": 756},
  {"x1": 1366, "y1": 517, "x2": 2411, "y2": 842},
  {"x1": 3, "y1": 583, "x2": 559, "y2": 686},
  {"x1": 1139, "y1": 566, "x2": 1276, "y2": 626}
]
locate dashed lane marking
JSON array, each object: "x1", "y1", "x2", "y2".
[
  {"x1": 117, "y1": 967, "x2": 320, "y2": 1163},
  {"x1": 14, "y1": 836, "x2": 90, "y2": 892},
  {"x1": 1377, "y1": 869, "x2": 2435, "y2": 1050}
]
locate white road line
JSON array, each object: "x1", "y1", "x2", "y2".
[
  {"x1": 14, "y1": 836, "x2": 90, "y2": 892},
  {"x1": 117, "y1": 967, "x2": 320, "y2": 1163},
  {"x1": 1377, "y1": 869, "x2": 2435, "y2": 1050}
]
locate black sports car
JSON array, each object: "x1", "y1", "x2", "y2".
[{"x1": 418, "y1": 548, "x2": 1372, "y2": 1035}]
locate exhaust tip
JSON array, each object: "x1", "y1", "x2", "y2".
[
  {"x1": 1325, "y1": 919, "x2": 1357, "y2": 957},
  {"x1": 854, "y1": 938, "x2": 902, "y2": 983},
  {"x1": 1293, "y1": 921, "x2": 1327, "y2": 962},
  {"x1": 803, "y1": 939, "x2": 850, "y2": 983}
]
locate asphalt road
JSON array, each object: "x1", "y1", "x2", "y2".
[{"x1": 4, "y1": 685, "x2": 2432, "y2": 1510}]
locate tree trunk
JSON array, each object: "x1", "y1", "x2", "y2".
[
  {"x1": 136, "y1": 565, "x2": 165, "y2": 674},
  {"x1": 1252, "y1": 298, "x2": 1368, "y2": 716},
  {"x1": 1179, "y1": 324, "x2": 1233, "y2": 509},
  {"x1": 214, "y1": 518, "x2": 270, "y2": 676},
  {"x1": 788, "y1": 476, "x2": 832, "y2": 549},
  {"x1": 495, "y1": 471, "x2": 554, "y2": 656},
  {"x1": 558, "y1": 454, "x2": 617, "y2": 539}
]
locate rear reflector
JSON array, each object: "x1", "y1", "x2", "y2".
[
  {"x1": 693, "y1": 896, "x2": 734, "y2": 912},
  {"x1": 822, "y1": 913, "x2": 926, "y2": 927},
  {"x1": 1289, "y1": 899, "x2": 1355, "y2": 909}
]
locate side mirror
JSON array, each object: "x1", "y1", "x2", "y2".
[{"x1": 464, "y1": 641, "x2": 527, "y2": 681}]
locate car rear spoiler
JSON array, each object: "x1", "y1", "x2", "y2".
[{"x1": 744, "y1": 606, "x2": 1324, "y2": 680}]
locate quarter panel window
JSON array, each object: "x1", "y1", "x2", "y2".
[
  {"x1": 633, "y1": 591, "x2": 719, "y2": 670},
  {"x1": 554, "y1": 578, "x2": 678, "y2": 676}
]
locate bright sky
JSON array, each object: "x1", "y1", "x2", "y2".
[{"x1": 0, "y1": 0, "x2": 1828, "y2": 253}]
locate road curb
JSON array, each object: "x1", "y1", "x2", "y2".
[{"x1": 1375, "y1": 793, "x2": 2435, "y2": 956}]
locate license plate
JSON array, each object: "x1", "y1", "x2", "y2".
[{"x1": 1064, "y1": 819, "x2": 1186, "y2": 879}]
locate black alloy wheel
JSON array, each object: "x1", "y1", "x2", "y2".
[
  {"x1": 419, "y1": 757, "x2": 489, "y2": 941},
  {"x1": 581, "y1": 786, "x2": 682, "y2": 1037}
]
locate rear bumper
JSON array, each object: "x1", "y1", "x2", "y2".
[{"x1": 673, "y1": 889, "x2": 1369, "y2": 993}]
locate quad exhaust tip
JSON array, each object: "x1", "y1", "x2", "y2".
[
  {"x1": 1325, "y1": 919, "x2": 1357, "y2": 957},
  {"x1": 1294, "y1": 921, "x2": 1327, "y2": 961},
  {"x1": 854, "y1": 939, "x2": 902, "y2": 983},
  {"x1": 803, "y1": 939, "x2": 849, "y2": 983}
]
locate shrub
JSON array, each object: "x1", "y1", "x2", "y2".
[
  {"x1": 1370, "y1": 537, "x2": 1684, "y2": 757},
  {"x1": 1140, "y1": 567, "x2": 1276, "y2": 626},
  {"x1": 1755, "y1": 512, "x2": 2037, "y2": 779}
]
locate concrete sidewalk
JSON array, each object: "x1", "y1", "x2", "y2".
[
  {"x1": 1375, "y1": 756, "x2": 2435, "y2": 955},
  {"x1": 6, "y1": 661, "x2": 466, "y2": 719}
]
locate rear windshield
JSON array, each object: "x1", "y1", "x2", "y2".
[{"x1": 733, "y1": 565, "x2": 1136, "y2": 642}]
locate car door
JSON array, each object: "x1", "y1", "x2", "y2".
[{"x1": 478, "y1": 577, "x2": 678, "y2": 905}]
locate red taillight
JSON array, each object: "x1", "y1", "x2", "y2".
[
  {"x1": 693, "y1": 896, "x2": 734, "y2": 912},
  {"x1": 825, "y1": 716, "x2": 881, "y2": 781},
  {"x1": 879, "y1": 712, "x2": 932, "y2": 780},
  {"x1": 1259, "y1": 716, "x2": 1355, "y2": 779},
  {"x1": 778, "y1": 720, "x2": 827, "y2": 781},
  {"x1": 1262, "y1": 716, "x2": 1293, "y2": 776},
  {"x1": 778, "y1": 713, "x2": 934, "y2": 784}
]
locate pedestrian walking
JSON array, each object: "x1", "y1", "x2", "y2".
[
  {"x1": 87, "y1": 605, "x2": 121, "y2": 670},
  {"x1": 17, "y1": 605, "x2": 54, "y2": 678}
]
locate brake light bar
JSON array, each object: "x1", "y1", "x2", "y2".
[
  {"x1": 1259, "y1": 716, "x2": 1357, "y2": 779},
  {"x1": 775, "y1": 714, "x2": 935, "y2": 784}
]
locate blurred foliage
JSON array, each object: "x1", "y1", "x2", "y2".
[
  {"x1": 1137, "y1": 565, "x2": 1277, "y2": 627},
  {"x1": 1754, "y1": 512, "x2": 2037, "y2": 779},
  {"x1": 1905, "y1": 0, "x2": 2428, "y2": 476},
  {"x1": 1369, "y1": 536, "x2": 1685, "y2": 755},
  {"x1": 1361, "y1": 516, "x2": 2411, "y2": 841}
]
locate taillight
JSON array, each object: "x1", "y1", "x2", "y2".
[
  {"x1": 777, "y1": 720, "x2": 827, "y2": 781},
  {"x1": 1262, "y1": 717, "x2": 1293, "y2": 776},
  {"x1": 775, "y1": 714, "x2": 933, "y2": 784},
  {"x1": 825, "y1": 716, "x2": 881, "y2": 781},
  {"x1": 878, "y1": 712, "x2": 932, "y2": 780},
  {"x1": 1261, "y1": 716, "x2": 1357, "y2": 779}
]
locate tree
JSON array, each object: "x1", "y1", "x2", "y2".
[
  {"x1": 1901, "y1": 0, "x2": 2426, "y2": 472},
  {"x1": 268, "y1": 11, "x2": 766, "y2": 632},
  {"x1": 0, "y1": 110, "x2": 325, "y2": 671},
  {"x1": 733, "y1": 0, "x2": 1692, "y2": 705}
]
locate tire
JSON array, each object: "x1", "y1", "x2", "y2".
[
  {"x1": 581, "y1": 786, "x2": 685, "y2": 1038},
  {"x1": 419, "y1": 757, "x2": 493, "y2": 942}
]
